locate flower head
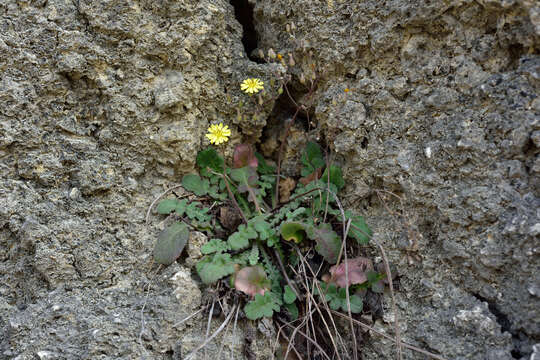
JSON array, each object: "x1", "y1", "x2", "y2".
[
  {"x1": 240, "y1": 78, "x2": 264, "y2": 94},
  {"x1": 206, "y1": 123, "x2": 231, "y2": 145}
]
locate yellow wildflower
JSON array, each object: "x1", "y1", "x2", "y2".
[
  {"x1": 240, "y1": 78, "x2": 264, "y2": 94},
  {"x1": 206, "y1": 123, "x2": 231, "y2": 145}
]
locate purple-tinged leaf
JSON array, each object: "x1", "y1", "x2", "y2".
[
  {"x1": 233, "y1": 144, "x2": 258, "y2": 169},
  {"x1": 234, "y1": 265, "x2": 270, "y2": 297},
  {"x1": 306, "y1": 223, "x2": 342, "y2": 264},
  {"x1": 328, "y1": 257, "x2": 373, "y2": 288}
]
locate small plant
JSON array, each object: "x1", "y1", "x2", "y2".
[
  {"x1": 147, "y1": 37, "x2": 449, "y2": 360},
  {"x1": 151, "y1": 136, "x2": 389, "y2": 323}
]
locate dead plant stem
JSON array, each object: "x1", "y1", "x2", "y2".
[
  {"x1": 184, "y1": 304, "x2": 237, "y2": 360},
  {"x1": 329, "y1": 310, "x2": 448, "y2": 360}
]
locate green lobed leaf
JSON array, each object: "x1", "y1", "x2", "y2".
[
  {"x1": 260, "y1": 246, "x2": 283, "y2": 306},
  {"x1": 257, "y1": 175, "x2": 275, "y2": 198},
  {"x1": 283, "y1": 285, "x2": 297, "y2": 304},
  {"x1": 156, "y1": 199, "x2": 179, "y2": 214},
  {"x1": 201, "y1": 239, "x2": 230, "y2": 254},
  {"x1": 301, "y1": 142, "x2": 325, "y2": 177},
  {"x1": 153, "y1": 222, "x2": 189, "y2": 265},
  {"x1": 182, "y1": 174, "x2": 210, "y2": 196},
  {"x1": 336, "y1": 288, "x2": 363, "y2": 313},
  {"x1": 174, "y1": 199, "x2": 188, "y2": 216},
  {"x1": 318, "y1": 283, "x2": 363, "y2": 313},
  {"x1": 230, "y1": 166, "x2": 259, "y2": 202},
  {"x1": 197, "y1": 147, "x2": 224, "y2": 174},
  {"x1": 227, "y1": 224, "x2": 258, "y2": 251},
  {"x1": 286, "y1": 207, "x2": 307, "y2": 220},
  {"x1": 185, "y1": 202, "x2": 211, "y2": 222},
  {"x1": 244, "y1": 292, "x2": 280, "y2": 320},
  {"x1": 231, "y1": 250, "x2": 251, "y2": 265},
  {"x1": 248, "y1": 245, "x2": 259, "y2": 265},
  {"x1": 346, "y1": 211, "x2": 372, "y2": 244},
  {"x1": 208, "y1": 185, "x2": 227, "y2": 200},
  {"x1": 249, "y1": 216, "x2": 274, "y2": 241},
  {"x1": 196, "y1": 253, "x2": 236, "y2": 284}
]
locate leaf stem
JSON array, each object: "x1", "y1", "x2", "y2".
[{"x1": 222, "y1": 174, "x2": 248, "y2": 224}]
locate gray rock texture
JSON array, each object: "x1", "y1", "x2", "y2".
[
  {"x1": 1, "y1": 0, "x2": 539, "y2": 359},
  {"x1": 254, "y1": 0, "x2": 539, "y2": 359}
]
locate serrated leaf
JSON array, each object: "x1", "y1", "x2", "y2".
[
  {"x1": 208, "y1": 185, "x2": 227, "y2": 200},
  {"x1": 244, "y1": 293, "x2": 280, "y2": 320},
  {"x1": 346, "y1": 212, "x2": 372, "y2": 244},
  {"x1": 234, "y1": 266, "x2": 270, "y2": 297},
  {"x1": 301, "y1": 142, "x2": 325, "y2": 177},
  {"x1": 156, "y1": 199, "x2": 179, "y2": 214},
  {"x1": 286, "y1": 207, "x2": 306, "y2": 220},
  {"x1": 185, "y1": 202, "x2": 211, "y2": 222},
  {"x1": 260, "y1": 247, "x2": 283, "y2": 305},
  {"x1": 197, "y1": 147, "x2": 224, "y2": 174},
  {"x1": 280, "y1": 222, "x2": 307, "y2": 243},
  {"x1": 248, "y1": 245, "x2": 259, "y2": 265},
  {"x1": 196, "y1": 253, "x2": 235, "y2": 284},
  {"x1": 283, "y1": 285, "x2": 297, "y2": 304},
  {"x1": 201, "y1": 239, "x2": 230, "y2": 254},
  {"x1": 322, "y1": 165, "x2": 345, "y2": 191},
  {"x1": 318, "y1": 282, "x2": 363, "y2": 313},
  {"x1": 233, "y1": 144, "x2": 258, "y2": 168},
  {"x1": 249, "y1": 216, "x2": 274, "y2": 241},
  {"x1": 228, "y1": 224, "x2": 257, "y2": 251},
  {"x1": 257, "y1": 175, "x2": 275, "y2": 198},
  {"x1": 307, "y1": 223, "x2": 341, "y2": 263},
  {"x1": 232, "y1": 250, "x2": 251, "y2": 265},
  {"x1": 182, "y1": 174, "x2": 209, "y2": 196},
  {"x1": 153, "y1": 222, "x2": 189, "y2": 265},
  {"x1": 175, "y1": 199, "x2": 188, "y2": 216}
]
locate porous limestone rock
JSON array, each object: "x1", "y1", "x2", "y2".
[{"x1": 1, "y1": 0, "x2": 539, "y2": 359}]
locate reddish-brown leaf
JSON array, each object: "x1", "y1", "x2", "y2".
[
  {"x1": 328, "y1": 257, "x2": 374, "y2": 288},
  {"x1": 299, "y1": 167, "x2": 323, "y2": 185}
]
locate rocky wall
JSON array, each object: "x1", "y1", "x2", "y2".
[{"x1": 0, "y1": 0, "x2": 539, "y2": 359}]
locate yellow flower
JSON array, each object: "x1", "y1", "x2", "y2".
[
  {"x1": 206, "y1": 123, "x2": 231, "y2": 145},
  {"x1": 240, "y1": 78, "x2": 264, "y2": 94}
]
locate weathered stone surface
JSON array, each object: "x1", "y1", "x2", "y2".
[
  {"x1": 253, "y1": 0, "x2": 539, "y2": 359},
  {"x1": 0, "y1": 0, "x2": 274, "y2": 358},
  {"x1": 1, "y1": 0, "x2": 539, "y2": 359}
]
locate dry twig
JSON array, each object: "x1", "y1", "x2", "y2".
[{"x1": 145, "y1": 185, "x2": 184, "y2": 224}]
